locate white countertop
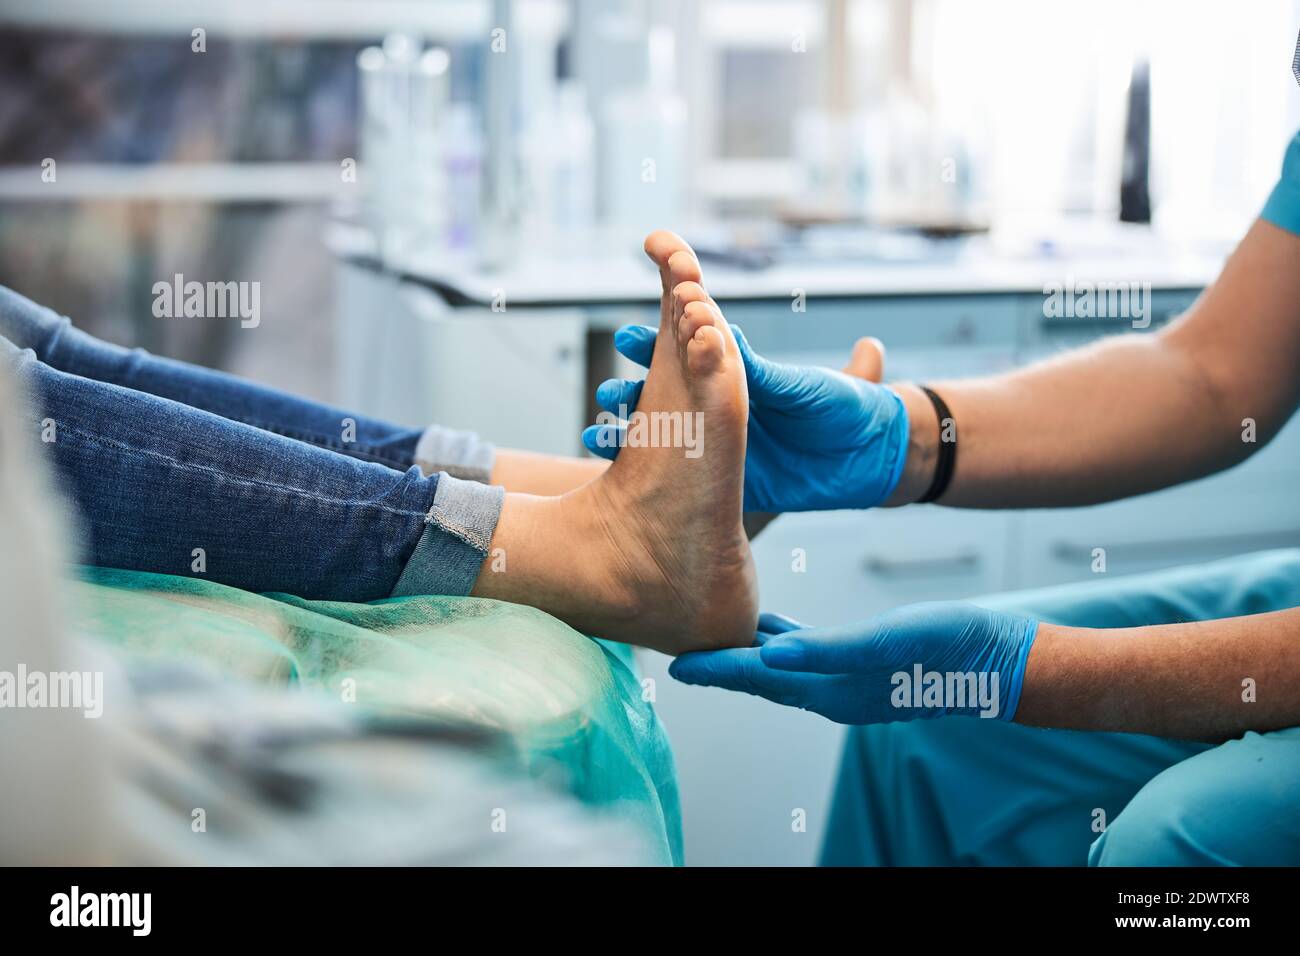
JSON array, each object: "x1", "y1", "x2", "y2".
[{"x1": 329, "y1": 221, "x2": 1228, "y2": 307}]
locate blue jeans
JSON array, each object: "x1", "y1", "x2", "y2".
[{"x1": 0, "y1": 285, "x2": 505, "y2": 601}]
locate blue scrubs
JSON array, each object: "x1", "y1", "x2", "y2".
[
  {"x1": 823, "y1": 551, "x2": 1300, "y2": 865},
  {"x1": 823, "y1": 133, "x2": 1300, "y2": 867}
]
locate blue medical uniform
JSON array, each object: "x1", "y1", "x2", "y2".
[{"x1": 822, "y1": 133, "x2": 1300, "y2": 867}]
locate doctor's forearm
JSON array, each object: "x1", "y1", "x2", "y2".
[
  {"x1": 887, "y1": 220, "x2": 1300, "y2": 509},
  {"x1": 1014, "y1": 608, "x2": 1300, "y2": 741},
  {"x1": 886, "y1": 335, "x2": 1253, "y2": 508}
]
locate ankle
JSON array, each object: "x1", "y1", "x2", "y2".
[{"x1": 556, "y1": 482, "x2": 645, "y2": 625}]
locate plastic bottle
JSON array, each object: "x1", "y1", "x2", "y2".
[
  {"x1": 599, "y1": 28, "x2": 686, "y2": 239},
  {"x1": 444, "y1": 103, "x2": 484, "y2": 251}
]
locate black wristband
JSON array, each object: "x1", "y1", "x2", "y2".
[{"x1": 918, "y1": 385, "x2": 956, "y2": 504}]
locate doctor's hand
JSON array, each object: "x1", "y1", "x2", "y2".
[
  {"x1": 582, "y1": 324, "x2": 911, "y2": 512},
  {"x1": 668, "y1": 604, "x2": 1040, "y2": 725}
]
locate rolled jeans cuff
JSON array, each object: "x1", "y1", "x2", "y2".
[
  {"x1": 391, "y1": 472, "x2": 505, "y2": 598},
  {"x1": 414, "y1": 424, "x2": 496, "y2": 483}
]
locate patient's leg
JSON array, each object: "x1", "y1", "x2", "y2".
[
  {"x1": 0, "y1": 286, "x2": 441, "y2": 472},
  {"x1": 5, "y1": 234, "x2": 756, "y2": 653},
  {"x1": 489, "y1": 448, "x2": 607, "y2": 496},
  {"x1": 470, "y1": 232, "x2": 758, "y2": 653},
  {"x1": 0, "y1": 284, "x2": 597, "y2": 494},
  {"x1": 4, "y1": 346, "x2": 459, "y2": 603}
]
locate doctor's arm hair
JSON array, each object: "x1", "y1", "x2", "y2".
[{"x1": 1016, "y1": 606, "x2": 1300, "y2": 741}]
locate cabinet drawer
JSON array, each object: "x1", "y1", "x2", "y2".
[
  {"x1": 1016, "y1": 467, "x2": 1300, "y2": 588},
  {"x1": 751, "y1": 507, "x2": 1013, "y2": 625},
  {"x1": 724, "y1": 294, "x2": 1021, "y2": 355},
  {"x1": 762, "y1": 343, "x2": 1017, "y2": 383}
]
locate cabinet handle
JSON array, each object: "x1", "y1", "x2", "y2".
[
  {"x1": 863, "y1": 551, "x2": 981, "y2": 578},
  {"x1": 1051, "y1": 529, "x2": 1300, "y2": 563}
]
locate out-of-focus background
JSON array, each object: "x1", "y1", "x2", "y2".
[
  {"x1": 4, "y1": 0, "x2": 1300, "y2": 866},
  {"x1": 5, "y1": 0, "x2": 1297, "y2": 396}
]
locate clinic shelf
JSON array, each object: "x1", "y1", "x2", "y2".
[
  {"x1": 0, "y1": 163, "x2": 353, "y2": 203},
  {"x1": 0, "y1": 0, "x2": 567, "y2": 41}
]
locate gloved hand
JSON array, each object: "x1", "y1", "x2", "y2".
[
  {"x1": 668, "y1": 603, "x2": 1040, "y2": 724},
  {"x1": 582, "y1": 324, "x2": 910, "y2": 512}
]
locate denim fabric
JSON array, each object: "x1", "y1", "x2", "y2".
[
  {"x1": 392, "y1": 477, "x2": 505, "y2": 598},
  {"x1": 0, "y1": 285, "x2": 504, "y2": 601}
]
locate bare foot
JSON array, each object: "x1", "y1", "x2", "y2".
[{"x1": 472, "y1": 231, "x2": 758, "y2": 654}]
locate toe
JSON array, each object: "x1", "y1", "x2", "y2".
[
  {"x1": 698, "y1": 295, "x2": 741, "y2": 363},
  {"x1": 680, "y1": 299, "x2": 717, "y2": 350},
  {"x1": 644, "y1": 229, "x2": 684, "y2": 263},
  {"x1": 667, "y1": 248, "x2": 702, "y2": 287},
  {"x1": 644, "y1": 231, "x2": 694, "y2": 286},
  {"x1": 648, "y1": 234, "x2": 698, "y2": 341},
  {"x1": 673, "y1": 280, "x2": 709, "y2": 305},
  {"x1": 686, "y1": 323, "x2": 726, "y2": 376},
  {"x1": 673, "y1": 281, "x2": 711, "y2": 354}
]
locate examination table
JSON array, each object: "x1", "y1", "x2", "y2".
[
  {"x1": 69, "y1": 567, "x2": 684, "y2": 865},
  {"x1": 0, "y1": 356, "x2": 680, "y2": 866}
]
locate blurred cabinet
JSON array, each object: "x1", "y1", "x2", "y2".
[
  {"x1": 752, "y1": 507, "x2": 1013, "y2": 626},
  {"x1": 336, "y1": 261, "x2": 586, "y2": 453},
  {"x1": 1017, "y1": 423, "x2": 1300, "y2": 590}
]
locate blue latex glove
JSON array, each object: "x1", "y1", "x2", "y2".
[
  {"x1": 668, "y1": 603, "x2": 1040, "y2": 724},
  {"x1": 581, "y1": 324, "x2": 910, "y2": 512}
]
